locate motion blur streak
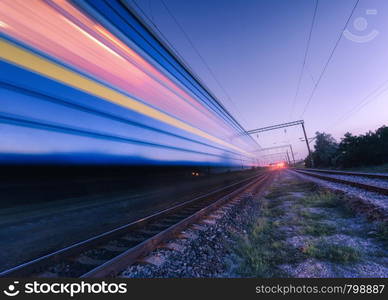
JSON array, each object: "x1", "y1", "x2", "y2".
[
  {"x1": 0, "y1": 0, "x2": 260, "y2": 166},
  {"x1": 0, "y1": 39, "x2": 251, "y2": 157}
]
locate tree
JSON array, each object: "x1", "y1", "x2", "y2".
[
  {"x1": 336, "y1": 126, "x2": 388, "y2": 168},
  {"x1": 304, "y1": 153, "x2": 313, "y2": 168},
  {"x1": 310, "y1": 132, "x2": 338, "y2": 168},
  {"x1": 306, "y1": 125, "x2": 388, "y2": 169}
]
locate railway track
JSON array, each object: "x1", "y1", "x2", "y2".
[
  {"x1": 293, "y1": 168, "x2": 388, "y2": 196},
  {"x1": 0, "y1": 172, "x2": 272, "y2": 278},
  {"x1": 299, "y1": 168, "x2": 388, "y2": 180}
]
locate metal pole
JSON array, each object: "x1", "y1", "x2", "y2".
[
  {"x1": 289, "y1": 144, "x2": 295, "y2": 165},
  {"x1": 301, "y1": 122, "x2": 314, "y2": 167},
  {"x1": 286, "y1": 150, "x2": 291, "y2": 165}
]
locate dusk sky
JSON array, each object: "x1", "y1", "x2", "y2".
[
  {"x1": 1, "y1": 0, "x2": 387, "y2": 166},
  {"x1": 132, "y1": 0, "x2": 388, "y2": 161},
  {"x1": 1, "y1": 0, "x2": 260, "y2": 166}
]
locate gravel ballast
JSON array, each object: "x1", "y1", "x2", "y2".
[
  {"x1": 121, "y1": 171, "x2": 387, "y2": 278},
  {"x1": 290, "y1": 170, "x2": 388, "y2": 217},
  {"x1": 121, "y1": 178, "x2": 272, "y2": 278}
]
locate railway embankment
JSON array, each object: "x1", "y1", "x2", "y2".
[
  {"x1": 123, "y1": 171, "x2": 387, "y2": 278},
  {"x1": 229, "y1": 172, "x2": 387, "y2": 277}
]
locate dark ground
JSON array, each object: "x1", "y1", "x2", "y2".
[{"x1": 0, "y1": 165, "x2": 260, "y2": 271}]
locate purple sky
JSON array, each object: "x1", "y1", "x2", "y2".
[{"x1": 131, "y1": 0, "x2": 388, "y2": 162}]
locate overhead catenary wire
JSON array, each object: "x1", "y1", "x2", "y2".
[
  {"x1": 299, "y1": 0, "x2": 360, "y2": 118},
  {"x1": 289, "y1": 0, "x2": 319, "y2": 121},
  {"x1": 130, "y1": 0, "x2": 227, "y2": 109},
  {"x1": 130, "y1": 0, "x2": 231, "y2": 119},
  {"x1": 327, "y1": 78, "x2": 388, "y2": 130},
  {"x1": 158, "y1": 0, "x2": 250, "y2": 128},
  {"x1": 129, "y1": 0, "x2": 255, "y2": 140},
  {"x1": 131, "y1": 0, "x2": 195, "y2": 76}
]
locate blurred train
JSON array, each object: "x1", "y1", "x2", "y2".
[{"x1": 0, "y1": 0, "x2": 261, "y2": 170}]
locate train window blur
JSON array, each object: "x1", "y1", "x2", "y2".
[{"x1": 0, "y1": 0, "x2": 261, "y2": 167}]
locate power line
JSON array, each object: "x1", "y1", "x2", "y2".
[
  {"x1": 328, "y1": 79, "x2": 388, "y2": 130},
  {"x1": 289, "y1": 0, "x2": 319, "y2": 120},
  {"x1": 131, "y1": 0, "x2": 193, "y2": 75},
  {"x1": 129, "y1": 0, "x2": 252, "y2": 136},
  {"x1": 159, "y1": 0, "x2": 250, "y2": 127},
  {"x1": 305, "y1": 63, "x2": 317, "y2": 84},
  {"x1": 130, "y1": 0, "x2": 226, "y2": 117},
  {"x1": 299, "y1": 0, "x2": 360, "y2": 118},
  {"x1": 131, "y1": 0, "x2": 228, "y2": 113}
]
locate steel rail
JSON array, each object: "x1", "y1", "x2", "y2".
[
  {"x1": 297, "y1": 168, "x2": 388, "y2": 180},
  {"x1": 0, "y1": 172, "x2": 271, "y2": 278},
  {"x1": 82, "y1": 173, "x2": 271, "y2": 278},
  {"x1": 294, "y1": 169, "x2": 388, "y2": 196}
]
